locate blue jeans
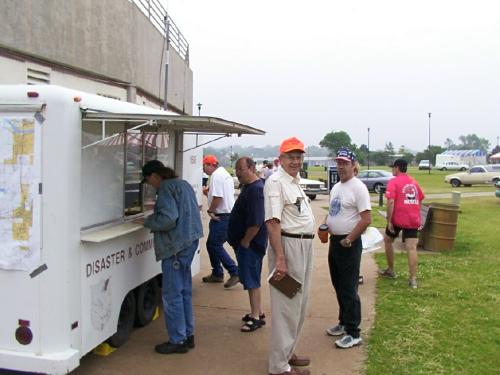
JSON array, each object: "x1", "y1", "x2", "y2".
[
  {"x1": 161, "y1": 239, "x2": 198, "y2": 344},
  {"x1": 206, "y1": 217, "x2": 238, "y2": 277}
]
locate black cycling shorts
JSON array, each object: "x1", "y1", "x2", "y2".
[{"x1": 385, "y1": 225, "x2": 418, "y2": 240}]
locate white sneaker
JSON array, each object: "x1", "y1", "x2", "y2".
[
  {"x1": 335, "y1": 335, "x2": 362, "y2": 349},
  {"x1": 408, "y1": 279, "x2": 418, "y2": 289},
  {"x1": 326, "y1": 324, "x2": 345, "y2": 336}
]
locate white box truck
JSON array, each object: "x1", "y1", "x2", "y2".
[
  {"x1": 0, "y1": 85, "x2": 263, "y2": 374},
  {"x1": 435, "y1": 150, "x2": 487, "y2": 168}
]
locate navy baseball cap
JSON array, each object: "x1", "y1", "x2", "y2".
[
  {"x1": 390, "y1": 159, "x2": 408, "y2": 169},
  {"x1": 335, "y1": 148, "x2": 357, "y2": 163}
]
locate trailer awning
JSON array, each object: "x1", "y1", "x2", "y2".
[{"x1": 81, "y1": 110, "x2": 265, "y2": 136}]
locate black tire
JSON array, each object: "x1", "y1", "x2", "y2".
[
  {"x1": 373, "y1": 183, "x2": 383, "y2": 194},
  {"x1": 450, "y1": 179, "x2": 461, "y2": 188},
  {"x1": 492, "y1": 177, "x2": 499, "y2": 184},
  {"x1": 441, "y1": 167, "x2": 447, "y2": 171},
  {"x1": 108, "y1": 291, "x2": 136, "y2": 348},
  {"x1": 460, "y1": 167, "x2": 466, "y2": 171},
  {"x1": 307, "y1": 194, "x2": 316, "y2": 200},
  {"x1": 135, "y1": 279, "x2": 160, "y2": 327}
]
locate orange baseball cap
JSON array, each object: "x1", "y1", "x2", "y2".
[
  {"x1": 279, "y1": 137, "x2": 305, "y2": 153},
  {"x1": 203, "y1": 155, "x2": 218, "y2": 165}
]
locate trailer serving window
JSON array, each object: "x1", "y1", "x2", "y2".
[{"x1": 80, "y1": 120, "x2": 174, "y2": 230}]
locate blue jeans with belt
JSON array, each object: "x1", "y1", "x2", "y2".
[
  {"x1": 161, "y1": 239, "x2": 198, "y2": 344},
  {"x1": 206, "y1": 216, "x2": 238, "y2": 277}
]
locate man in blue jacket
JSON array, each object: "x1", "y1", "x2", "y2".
[{"x1": 140, "y1": 160, "x2": 203, "y2": 354}]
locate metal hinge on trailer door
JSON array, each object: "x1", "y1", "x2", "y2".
[{"x1": 38, "y1": 183, "x2": 42, "y2": 194}]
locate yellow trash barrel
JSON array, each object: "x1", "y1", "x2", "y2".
[{"x1": 423, "y1": 203, "x2": 460, "y2": 251}]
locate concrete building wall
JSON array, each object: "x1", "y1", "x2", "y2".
[{"x1": 0, "y1": 0, "x2": 192, "y2": 114}]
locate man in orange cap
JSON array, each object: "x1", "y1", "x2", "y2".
[
  {"x1": 264, "y1": 137, "x2": 315, "y2": 375},
  {"x1": 202, "y1": 155, "x2": 240, "y2": 288}
]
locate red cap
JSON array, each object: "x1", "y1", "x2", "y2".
[
  {"x1": 203, "y1": 155, "x2": 218, "y2": 165},
  {"x1": 279, "y1": 137, "x2": 305, "y2": 153}
]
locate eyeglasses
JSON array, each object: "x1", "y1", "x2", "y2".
[{"x1": 282, "y1": 153, "x2": 304, "y2": 161}]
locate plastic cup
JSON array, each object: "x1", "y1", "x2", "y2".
[{"x1": 318, "y1": 224, "x2": 329, "y2": 243}]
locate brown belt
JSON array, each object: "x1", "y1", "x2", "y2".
[{"x1": 281, "y1": 231, "x2": 315, "y2": 239}]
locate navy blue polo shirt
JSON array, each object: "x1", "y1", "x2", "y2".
[{"x1": 227, "y1": 179, "x2": 268, "y2": 254}]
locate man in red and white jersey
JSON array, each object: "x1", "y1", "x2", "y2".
[{"x1": 380, "y1": 159, "x2": 425, "y2": 289}]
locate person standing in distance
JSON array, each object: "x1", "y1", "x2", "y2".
[
  {"x1": 379, "y1": 158, "x2": 425, "y2": 289},
  {"x1": 228, "y1": 157, "x2": 268, "y2": 332},
  {"x1": 265, "y1": 137, "x2": 315, "y2": 375},
  {"x1": 202, "y1": 155, "x2": 240, "y2": 288},
  {"x1": 324, "y1": 149, "x2": 371, "y2": 349},
  {"x1": 140, "y1": 160, "x2": 203, "y2": 354}
]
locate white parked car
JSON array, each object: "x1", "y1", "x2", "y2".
[
  {"x1": 444, "y1": 165, "x2": 500, "y2": 187},
  {"x1": 435, "y1": 161, "x2": 468, "y2": 171},
  {"x1": 300, "y1": 178, "x2": 328, "y2": 200},
  {"x1": 418, "y1": 160, "x2": 432, "y2": 170}
]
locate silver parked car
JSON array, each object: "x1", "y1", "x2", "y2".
[{"x1": 357, "y1": 170, "x2": 393, "y2": 193}]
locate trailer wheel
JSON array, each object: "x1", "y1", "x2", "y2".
[
  {"x1": 135, "y1": 279, "x2": 160, "y2": 327},
  {"x1": 108, "y1": 291, "x2": 136, "y2": 348}
]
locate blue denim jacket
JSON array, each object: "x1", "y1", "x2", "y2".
[{"x1": 144, "y1": 178, "x2": 203, "y2": 261}]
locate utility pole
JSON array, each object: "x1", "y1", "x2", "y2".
[
  {"x1": 367, "y1": 127, "x2": 370, "y2": 170},
  {"x1": 428, "y1": 113, "x2": 431, "y2": 175}
]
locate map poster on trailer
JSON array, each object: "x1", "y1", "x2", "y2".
[{"x1": 0, "y1": 113, "x2": 41, "y2": 271}]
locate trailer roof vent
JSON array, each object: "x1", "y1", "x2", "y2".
[{"x1": 27, "y1": 68, "x2": 51, "y2": 85}]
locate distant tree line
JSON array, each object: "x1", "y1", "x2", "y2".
[
  {"x1": 319, "y1": 131, "x2": 493, "y2": 166},
  {"x1": 205, "y1": 132, "x2": 495, "y2": 167}
]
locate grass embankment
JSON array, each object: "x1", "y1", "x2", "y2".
[{"x1": 365, "y1": 197, "x2": 500, "y2": 374}]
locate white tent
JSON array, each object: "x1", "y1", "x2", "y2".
[{"x1": 490, "y1": 152, "x2": 500, "y2": 163}]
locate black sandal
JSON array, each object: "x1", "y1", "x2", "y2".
[
  {"x1": 242, "y1": 313, "x2": 266, "y2": 325},
  {"x1": 240, "y1": 317, "x2": 263, "y2": 333}
]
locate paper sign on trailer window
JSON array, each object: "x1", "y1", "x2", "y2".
[{"x1": 0, "y1": 114, "x2": 41, "y2": 271}]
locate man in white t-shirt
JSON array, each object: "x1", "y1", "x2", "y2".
[
  {"x1": 202, "y1": 155, "x2": 239, "y2": 289},
  {"x1": 321, "y1": 148, "x2": 371, "y2": 349}
]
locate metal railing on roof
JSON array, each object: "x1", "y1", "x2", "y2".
[{"x1": 130, "y1": 0, "x2": 190, "y2": 63}]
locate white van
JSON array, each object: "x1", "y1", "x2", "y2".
[
  {"x1": 418, "y1": 160, "x2": 432, "y2": 170},
  {"x1": 0, "y1": 85, "x2": 263, "y2": 374}
]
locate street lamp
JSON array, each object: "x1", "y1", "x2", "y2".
[
  {"x1": 367, "y1": 127, "x2": 370, "y2": 170},
  {"x1": 197, "y1": 103, "x2": 202, "y2": 116},
  {"x1": 428, "y1": 112, "x2": 431, "y2": 175}
]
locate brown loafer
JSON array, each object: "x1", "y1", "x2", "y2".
[
  {"x1": 288, "y1": 353, "x2": 311, "y2": 367},
  {"x1": 269, "y1": 368, "x2": 310, "y2": 375}
]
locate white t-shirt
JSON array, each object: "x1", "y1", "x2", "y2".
[
  {"x1": 208, "y1": 166, "x2": 235, "y2": 213},
  {"x1": 326, "y1": 177, "x2": 371, "y2": 235},
  {"x1": 264, "y1": 167, "x2": 316, "y2": 234}
]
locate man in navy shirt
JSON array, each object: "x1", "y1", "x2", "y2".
[{"x1": 228, "y1": 157, "x2": 268, "y2": 332}]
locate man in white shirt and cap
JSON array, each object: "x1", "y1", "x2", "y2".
[{"x1": 265, "y1": 137, "x2": 315, "y2": 375}]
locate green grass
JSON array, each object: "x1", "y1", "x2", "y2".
[
  {"x1": 306, "y1": 166, "x2": 495, "y2": 194},
  {"x1": 365, "y1": 197, "x2": 500, "y2": 375}
]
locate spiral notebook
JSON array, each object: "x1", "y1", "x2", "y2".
[{"x1": 268, "y1": 269, "x2": 302, "y2": 299}]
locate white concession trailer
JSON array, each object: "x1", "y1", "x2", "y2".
[{"x1": 0, "y1": 85, "x2": 264, "y2": 374}]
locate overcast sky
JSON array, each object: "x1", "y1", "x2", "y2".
[{"x1": 163, "y1": 0, "x2": 500, "y2": 152}]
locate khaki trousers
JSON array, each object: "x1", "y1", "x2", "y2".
[{"x1": 268, "y1": 236, "x2": 314, "y2": 374}]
